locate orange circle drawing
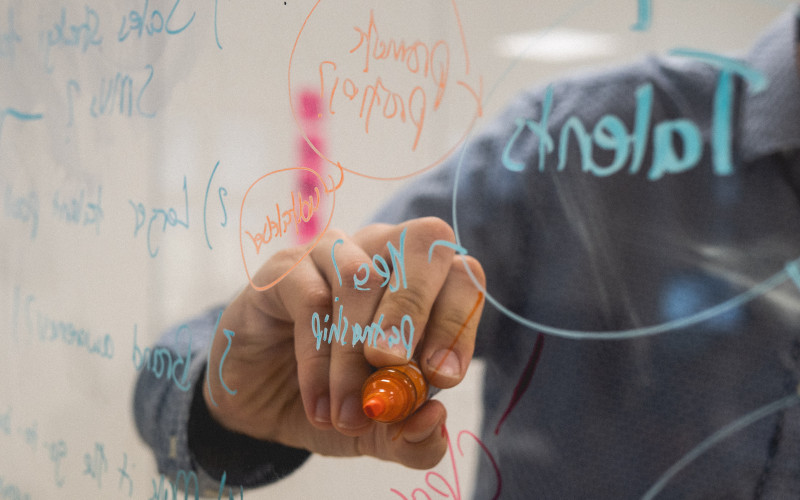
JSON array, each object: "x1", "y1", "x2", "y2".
[
  {"x1": 239, "y1": 166, "x2": 336, "y2": 291},
  {"x1": 288, "y1": 0, "x2": 483, "y2": 181}
]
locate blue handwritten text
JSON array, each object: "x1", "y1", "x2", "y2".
[
  {"x1": 90, "y1": 64, "x2": 156, "y2": 118},
  {"x1": 0, "y1": 8, "x2": 21, "y2": 62},
  {"x1": 52, "y1": 184, "x2": 103, "y2": 234},
  {"x1": 118, "y1": 0, "x2": 195, "y2": 42},
  {"x1": 502, "y1": 51, "x2": 766, "y2": 181},
  {"x1": 132, "y1": 324, "x2": 192, "y2": 392},
  {"x1": 130, "y1": 175, "x2": 190, "y2": 258},
  {"x1": 3, "y1": 184, "x2": 38, "y2": 240},
  {"x1": 40, "y1": 6, "x2": 103, "y2": 73}
]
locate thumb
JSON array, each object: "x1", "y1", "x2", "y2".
[{"x1": 362, "y1": 400, "x2": 449, "y2": 470}]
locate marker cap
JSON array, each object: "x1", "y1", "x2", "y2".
[{"x1": 361, "y1": 361, "x2": 429, "y2": 423}]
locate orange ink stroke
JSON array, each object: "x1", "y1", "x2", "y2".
[
  {"x1": 238, "y1": 166, "x2": 338, "y2": 291},
  {"x1": 288, "y1": 0, "x2": 483, "y2": 181}
]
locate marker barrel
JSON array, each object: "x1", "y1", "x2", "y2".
[{"x1": 361, "y1": 360, "x2": 429, "y2": 423}]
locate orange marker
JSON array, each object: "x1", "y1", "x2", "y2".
[{"x1": 361, "y1": 360, "x2": 430, "y2": 423}]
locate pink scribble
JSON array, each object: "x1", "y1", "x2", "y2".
[
  {"x1": 391, "y1": 427, "x2": 501, "y2": 500},
  {"x1": 294, "y1": 89, "x2": 326, "y2": 243},
  {"x1": 494, "y1": 332, "x2": 544, "y2": 435}
]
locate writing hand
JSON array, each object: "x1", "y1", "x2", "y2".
[{"x1": 204, "y1": 217, "x2": 485, "y2": 469}]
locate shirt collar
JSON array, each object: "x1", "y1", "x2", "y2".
[{"x1": 739, "y1": 5, "x2": 800, "y2": 162}]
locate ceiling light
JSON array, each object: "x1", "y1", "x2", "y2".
[{"x1": 496, "y1": 28, "x2": 619, "y2": 62}]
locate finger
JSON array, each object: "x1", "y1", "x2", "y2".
[
  {"x1": 417, "y1": 255, "x2": 485, "y2": 388},
  {"x1": 359, "y1": 400, "x2": 449, "y2": 469},
  {"x1": 356, "y1": 217, "x2": 458, "y2": 367},
  {"x1": 282, "y1": 399, "x2": 448, "y2": 470},
  {"x1": 310, "y1": 230, "x2": 384, "y2": 434},
  {"x1": 257, "y1": 249, "x2": 334, "y2": 430}
]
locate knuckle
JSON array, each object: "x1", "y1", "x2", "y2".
[
  {"x1": 435, "y1": 310, "x2": 471, "y2": 339},
  {"x1": 356, "y1": 222, "x2": 391, "y2": 237},
  {"x1": 358, "y1": 266, "x2": 387, "y2": 291},
  {"x1": 321, "y1": 227, "x2": 347, "y2": 243},
  {"x1": 336, "y1": 260, "x2": 372, "y2": 286},
  {"x1": 412, "y1": 216, "x2": 455, "y2": 244},
  {"x1": 385, "y1": 289, "x2": 429, "y2": 320},
  {"x1": 452, "y1": 255, "x2": 486, "y2": 286},
  {"x1": 303, "y1": 286, "x2": 333, "y2": 311},
  {"x1": 271, "y1": 246, "x2": 306, "y2": 267}
]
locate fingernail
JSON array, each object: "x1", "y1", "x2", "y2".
[
  {"x1": 374, "y1": 336, "x2": 410, "y2": 361},
  {"x1": 315, "y1": 396, "x2": 331, "y2": 424},
  {"x1": 338, "y1": 394, "x2": 368, "y2": 430},
  {"x1": 427, "y1": 349, "x2": 461, "y2": 379}
]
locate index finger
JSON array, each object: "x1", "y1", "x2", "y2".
[{"x1": 352, "y1": 217, "x2": 461, "y2": 367}]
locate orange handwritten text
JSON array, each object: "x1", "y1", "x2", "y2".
[
  {"x1": 244, "y1": 188, "x2": 321, "y2": 254},
  {"x1": 239, "y1": 166, "x2": 337, "y2": 291},
  {"x1": 289, "y1": 0, "x2": 482, "y2": 180},
  {"x1": 314, "y1": 9, "x2": 452, "y2": 153},
  {"x1": 350, "y1": 10, "x2": 450, "y2": 108},
  {"x1": 319, "y1": 63, "x2": 427, "y2": 152},
  {"x1": 390, "y1": 428, "x2": 502, "y2": 500}
]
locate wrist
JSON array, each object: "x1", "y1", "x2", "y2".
[{"x1": 189, "y1": 368, "x2": 311, "y2": 487}]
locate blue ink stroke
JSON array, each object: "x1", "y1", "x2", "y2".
[
  {"x1": 449, "y1": 1, "x2": 786, "y2": 341},
  {"x1": 428, "y1": 239, "x2": 468, "y2": 262},
  {"x1": 214, "y1": 0, "x2": 222, "y2": 49},
  {"x1": 204, "y1": 161, "x2": 227, "y2": 250},
  {"x1": 631, "y1": 0, "x2": 652, "y2": 31},
  {"x1": 219, "y1": 329, "x2": 237, "y2": 396},
  {"x1": 0, "y1": 107, "x2": 43, "y2": 143},
  {"x1": 641, "y1": 394, "x2": 800, "y2": 500},
  {"x1": 205, "y1": 310, "x2": 223, "y2": 407}
]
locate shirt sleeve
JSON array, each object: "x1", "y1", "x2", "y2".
[{"x1": 132, "y1": 306, "x2": 310, "y2": 495}]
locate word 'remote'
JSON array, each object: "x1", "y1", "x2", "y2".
[
  {"x1": 502, "y1": 51, "x2": 766, "y2": 180},
  {"x1": 312, "y1": 228, "x2": 415, "y2": 359}
]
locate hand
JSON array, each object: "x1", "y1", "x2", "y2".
[{"x1": 203, "y1": 217, "x2": 485, "y2": 469}]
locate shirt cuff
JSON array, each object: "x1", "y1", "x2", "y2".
[{"x1": 187, "y1": 369, "x2": 311, "y2": 488}]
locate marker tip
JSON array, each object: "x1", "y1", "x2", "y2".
[{"x1": 363, "y1": 397, "x2": 386, "y2": 419}]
